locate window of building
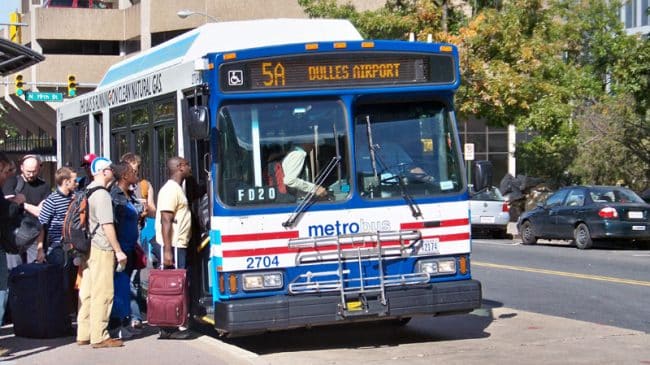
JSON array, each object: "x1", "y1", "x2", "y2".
[
  {"x1": 44, "y1": 0, "x2": 116, "y2": 8},
  {"x1": 39, "y1": 40, "x2": 120, "y2": 56}
]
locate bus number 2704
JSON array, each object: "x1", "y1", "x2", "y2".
[{"x1": 246, "y1": 255, "x2": 280, "y2": 269}]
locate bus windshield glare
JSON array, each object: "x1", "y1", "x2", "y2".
[
  {"x1": 355, "y1": 101, "x2": 462, "y2": 199},
  {"x1": 217, "y1": 99, "x2": 462, "y2": 207}
]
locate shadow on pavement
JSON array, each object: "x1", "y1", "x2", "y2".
[
  {"x1": 225, "y1": 299, "x2": 503, "y2": 355},
  {"x1": 0, "y1": 321, "x2": 162, "y2": 361},
  {"x1": 523, "y1": 239, "x2": 650, "y2": 251},
  {"x1": 0, "y1": 324, "x2": 73, "y2": 361}
]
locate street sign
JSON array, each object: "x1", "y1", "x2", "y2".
[
  {"x1": 25, "y1": 91, "x2": 64, "y2": 102},
  {"x1": 464, "y1": 143, "x2": 475, "y2": 161}
]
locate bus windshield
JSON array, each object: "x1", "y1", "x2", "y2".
[
  {"x1": 217, "y1": 99, "x2": 462, "y2": 207},
  {"x1": 218, "y1": 99, "x2": 349, "y2": 206},
  {"x1": 354, "y1": 101, "x2": 462, "y2": 199}
]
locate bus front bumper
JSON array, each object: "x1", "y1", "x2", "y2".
[{"x1": 213, "y1": 279, "x2": 481, "y2": 336}]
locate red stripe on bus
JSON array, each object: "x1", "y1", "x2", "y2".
[
  {"x1": 401, "y1": 218, "x2": 469, "y2": 229},
  {"x1": 221, "y1": 230, "x2": 300, "y2": 242},
  {"x1": 221, "y1": 231, "x2": 470, "y2": 257}
]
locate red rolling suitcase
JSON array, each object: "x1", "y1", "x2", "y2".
[{"x1": 146, "y1": 268, "x2": 188, "y2": 327}]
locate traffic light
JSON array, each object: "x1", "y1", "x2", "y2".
[
  {"x1": 14, "y1": 74, "x2": 24, "y2": 96},
  {"x1": 67, "y1": 74, "x2": 77, "y2": 97},
  {"x1": 9, "y1": 12, "x2": 21, "y2": 44}
]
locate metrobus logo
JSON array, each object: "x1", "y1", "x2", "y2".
[{"x1": 307, "y1": 219, "x2": 391, "y2": 237}]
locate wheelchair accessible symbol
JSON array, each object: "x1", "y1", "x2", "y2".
[{"x1": 228, "y1": 70, "x2": 244, "y2": 86}]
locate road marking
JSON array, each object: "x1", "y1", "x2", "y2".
[{"x1": 473, "y1": 261, "x2": 650, "y2": 287}]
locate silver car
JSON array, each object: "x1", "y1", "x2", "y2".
[{"x1": 470, "y1": 187, "x2": 510, "y2": 238}]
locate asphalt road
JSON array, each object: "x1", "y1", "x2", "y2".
[{"x1": 471, "y1": 238, "x2": 650, "y2": 332}]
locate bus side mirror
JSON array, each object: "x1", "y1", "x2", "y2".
[
  {"x1": 472, "y1": 160, "x2": 493, "y2": 192},
  {"x1": 187, "y1": 105, "x2": 209, "y2": 139}
]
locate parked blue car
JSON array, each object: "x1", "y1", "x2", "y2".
[{"x1": 517, "y1": 185, "x2": 650, "y2": 249}]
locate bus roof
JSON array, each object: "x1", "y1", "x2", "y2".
[{"x1": 98, "y1": 18, "x2": 363, "y2": 90}]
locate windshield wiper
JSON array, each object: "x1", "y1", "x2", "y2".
[
  {"x1": 365, "y1": 115, "x2": 380, "y2": 185},
  {"x1": 365, "y1": 115, "x2": 422, "y2": 219},
  {"x1": 283, "y1": 156, "x2": 341, "y2": 228}
]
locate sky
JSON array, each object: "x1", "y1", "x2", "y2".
[{"x1": 1, "y1": 0, "x2": 21, "y2": 26}]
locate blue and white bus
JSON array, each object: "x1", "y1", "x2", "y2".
[{"x1": 57, "y1": 18, "x2": 485, "y2": 336}]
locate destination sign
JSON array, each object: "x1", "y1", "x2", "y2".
[{"x1": 219, "y1": 53, "x2": 455, "y2": 92}]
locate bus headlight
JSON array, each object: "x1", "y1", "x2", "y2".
[
  {"x1": 416, "y1": 259, "x2": 456, "y2": 275},
  {"x1": 242, "y1": 272, "x2": 283, "y2": 291},
  {"x1": 417, "y1": 261, "x2": 438, "y2": 275},
  {"x1": 437, "y1": 259, "x2": 456, "y2": 274}
]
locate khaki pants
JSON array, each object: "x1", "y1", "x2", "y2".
[{"x1": 76, "y1": 248, "x2": 115, "y2": 344}]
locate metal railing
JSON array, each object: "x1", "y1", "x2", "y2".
[
  {"x1": 287, "y1": 230, "x2": 429, "y2": 318},
  {"x1": 0, "y1": 136, "x2": 55, "y2": 154}
]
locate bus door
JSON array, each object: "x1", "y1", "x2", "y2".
[{"x1": 182, "y1": 87, "x2": 213, "y2": 317}]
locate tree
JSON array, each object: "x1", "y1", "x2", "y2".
[
  {"x1": 570, "y1": 94, "x2": 648, "y2": 190},
  {"x1": 298, "y1": 0, "x2": 649, "y2": 187},
  {"x1": 559, "y1": 0, "x2": 650, "y2": 188},
  {"x1": 0, "y1": 111, "x2": 19, "y2": 146},
  {"x1": 298, "y1": 0, "x2": 466, "y2": 39}
]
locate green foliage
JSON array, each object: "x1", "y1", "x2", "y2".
[
  {"x1": 569, "y1": 94, "x2": 649, "y2": 190},
  {"x1": 297, "y1": 0, "x2": 649, "y2": 188},
  {"x1": 298, "y1": 0, "x2": 465, "y2": 39},
  {"x1": 0, "y1": 111, "x2": 19, "y2": 143}
]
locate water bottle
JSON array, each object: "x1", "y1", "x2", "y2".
[{"x1": 116, "y1": 260, "x2": 126, "y2": 272}]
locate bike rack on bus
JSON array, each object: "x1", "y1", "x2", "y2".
[{"x1": 287, "y1": 230, "x2": 430, "y2": 318}]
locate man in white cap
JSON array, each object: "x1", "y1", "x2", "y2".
[{"x1": 76, "y1": 157, "x2": 127, "y2": 349}]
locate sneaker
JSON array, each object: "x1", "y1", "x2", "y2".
[
  {"x1": 131, "y1": 319, "x2": 143, "y2": 329},
  {"x1": 128, "y1": 325, "x2": 142, "y2": 336},
  {"x1": 109, "y1": 326, "x2": 134, "y2": 340},
  {"x1": 0, "y1": 346, "x2": 9, "y2": 357},
  {"x1": 119, "y1": 326, "x2": 134, "y2": 339},
  {"x1": 158, "y1": 328, "x2": 191, "y2": 340},
  {"x1": 168, "y1": 329, "x2": 191, "y2": 339},
  {"x1": 92, "y1": 338, "x2": 124, "y2": 348},
  {"x1": 158, "y1": 328, "x2": 173, "y2": 339}
]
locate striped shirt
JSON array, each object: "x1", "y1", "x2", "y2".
[{"x1": 38, "y1": 189, "x2": 73, "y2": 249}]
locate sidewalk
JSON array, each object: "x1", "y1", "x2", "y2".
[
  {"x1": 0, "y1": 324, "x2": 249, "y2": 365},
  {"x1": 249, "y1": 307, "x2": 650, "y2": 365},
  {"x1": 1, "y1": 307, "x2": 648, "y2": 365}
]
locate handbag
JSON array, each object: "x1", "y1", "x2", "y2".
[
  {"x1": 2, "y1": 212, "x2": 42, "y2": 255},
  {"x1": 133, "y1": 243, "x2": 147, "y2": 270}
]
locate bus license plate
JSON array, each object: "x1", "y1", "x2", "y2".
[{"x1": 419, "y1": 238, "x2": 440, "y2": 254}]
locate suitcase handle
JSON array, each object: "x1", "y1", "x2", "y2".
[{"x1": 160, "y1": 245, "x2": 179, "y2": 270}]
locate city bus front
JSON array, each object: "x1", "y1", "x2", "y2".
[{"x1": 200, "y1": 41, "x2": 482, "y2": 336}]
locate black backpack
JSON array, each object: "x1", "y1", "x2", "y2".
[
  {"x1": 61, "y1": 186, "x2": 106, "y2": 254},
  {"x1": 1, "y1": 207, "x2": 41, "y2": 255},
  {"x1": 1, "y1": 177, "x2": 41, "y2": 254}
]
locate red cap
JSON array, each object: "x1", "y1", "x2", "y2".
[{"x1": 81, "y1": 153, "x2": 97, "y2": 167}]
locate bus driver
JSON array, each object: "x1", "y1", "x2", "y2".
[{"x1": 282, "y1": 141, "x2": 328, "y2": 199}]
